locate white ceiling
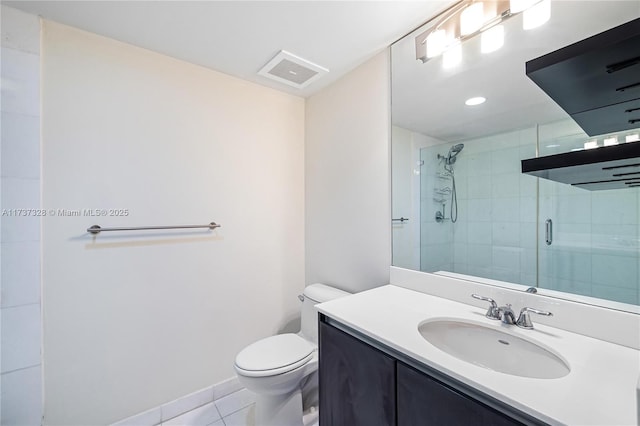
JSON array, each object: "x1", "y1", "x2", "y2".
[{"x1": 5, "y1": 0, "x2": 453, "y2": 97}]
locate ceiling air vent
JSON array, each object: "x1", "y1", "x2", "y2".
[{"x1": 258, "y1": 50, "x2": 328, "y2": 89}]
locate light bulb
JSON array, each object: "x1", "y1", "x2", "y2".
[
  {"x1": 604, "y1": 137, "x2": 618, "y2": 146},
  {"x1": 626, "y1": 134, "x2": 640, "y2": 143},
  {"x1": 461, "y1": 2, "x2": 485, "y2": 36},
  {"x1": 426, "y1": 29, "x2": 447, "y2": 58},
  {"x1": 481, "y1": 25, "x2": 504, "y2": 53},
  {"x1": 443, "y1": 42, "x2": 462, "y2": 69},
  {"x1": 523, "y1": 0, "x2": 550, "y2": 30},
  {"x1": 510, "y1": 0, "x2": 537, "y2": 14}
]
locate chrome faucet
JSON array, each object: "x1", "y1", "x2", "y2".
[
  {"x1": 516, "y1": 307, "x2": 553, "y2": 329},
  {"x1": 471, "y1": 295, "x2": 552, "y2": 330},
  {"x1": 471, "y1": 294, "x2": 500, "y2": 320},
  {"x1": 497, "y1": 304, "x2": 516, "y2": 325}
]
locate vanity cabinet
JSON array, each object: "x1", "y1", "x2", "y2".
[
  {"x1": 319, "y1": 316, "x2": 539, "y2": 426},
  {"x1": 397, "y1": 363, "x2": 520, "y2": 426},
  {"x1": 318, "y1": 317, "x2": 396, "y2": 425}
]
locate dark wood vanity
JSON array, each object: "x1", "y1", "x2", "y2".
[{"x1": 318, "y1": 314, "x2": 548, "y2": 426}]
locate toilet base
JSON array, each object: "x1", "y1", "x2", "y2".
[{"x1": 255, "y1": 387, "x2": 303, "y2": 426}]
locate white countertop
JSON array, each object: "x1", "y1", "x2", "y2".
[{"x1": 317, "y1": 285, "x2": 640, "y2": 426}]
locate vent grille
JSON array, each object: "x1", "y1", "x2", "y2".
[{"x1": 258, "y1": 50, "x2": 328, "y2": 89}]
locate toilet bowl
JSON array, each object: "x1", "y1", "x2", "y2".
[{"x1": 234, "y1": 283, "x2": 350, "y2": 426}]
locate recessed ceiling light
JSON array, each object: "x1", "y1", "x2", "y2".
[{"x1": 465, "y1": 96, "x2": 486, "y2": 106}]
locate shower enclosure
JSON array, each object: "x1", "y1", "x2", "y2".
[{"x1": 412, "y1": 119, "x2": 640, "y2": 307}]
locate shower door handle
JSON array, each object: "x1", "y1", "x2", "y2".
[{"x1": 545, "y1": 219, "x2": 552, "y2": 245}]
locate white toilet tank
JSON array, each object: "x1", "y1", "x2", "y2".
[{"x1": 300, "y1": 283, "x2": 350, "y2": 344}]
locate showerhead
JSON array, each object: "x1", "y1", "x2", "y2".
[{"x1": 446, "y1": 143, "x2": 464, "y2": 165}]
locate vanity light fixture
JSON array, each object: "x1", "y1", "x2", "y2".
[
  {"x1": 603, "y1": 136, "x2": 619, "y2": 146},
  {"x1": 460, "y1": 2, "x2": 485, "y2": 35},
  {"x1": 509, "y1": 0, "x2": 538, "y2": 14},
  {"x1": 415, "y1": 0, "x2": 551, "y2": 64},
  {"x1": 481, "y1": 25, "x2": 504, "y2": 53},
  {"x1": 522, "y1": 0, "x2": 551, "y2": 30},
  {"x1": 626, "y1": 134, "x2": 640, "y2": 143},
  {"x1": 465, "y1": 96, "x2": 486, "y2": 106},
  {"x1": 443, "y1": 41, "x2": 463, "y2": 68}
]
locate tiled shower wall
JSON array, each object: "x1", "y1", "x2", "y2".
[
  {"x1": 421, "y1": 126, "x2": 538, "y2": 284},
  {"x1": 420, "y1": 121, "x2": 640, "y2": 306},
  {"x1": 1, "y1": 5, "x2": 43, "y2": 425},
  {"x1": 537, "y1": 120, "x2": 640, "y2": 305}
]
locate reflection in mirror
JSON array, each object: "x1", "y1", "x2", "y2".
[{"x1": 391, "y1": 1, "x2": 640, "y2": 312}]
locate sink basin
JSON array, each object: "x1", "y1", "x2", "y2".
[{"x1": 418, "y1": 319, "x2": 570, "y2": 379}]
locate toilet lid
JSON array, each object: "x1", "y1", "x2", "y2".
[{"x1": 234, "y1": 334, "x2": 315, "y2": 377}]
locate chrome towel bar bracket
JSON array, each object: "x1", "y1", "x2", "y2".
[{"x1": 87, "y1": 222, "x2": 221, "y2": 235}]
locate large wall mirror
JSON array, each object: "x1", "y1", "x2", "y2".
[{"x1": 391, "y1": 0, "x2": 640, "y2": 312}]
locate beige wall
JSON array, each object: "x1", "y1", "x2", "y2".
[
  {"x1": 41, "y1": 21, "x2": 305, "y2": 425},
  {"x1": 305, "y1": 51, "x2": 391, "y2": 293}
]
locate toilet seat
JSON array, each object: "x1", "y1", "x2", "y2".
[{"x1": 234, "y1": 333, "x2": 316, "y2": 377}]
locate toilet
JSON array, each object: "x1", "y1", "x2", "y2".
[{"x1": 234, "y1": 283, "x2": 350, "y2": 426}]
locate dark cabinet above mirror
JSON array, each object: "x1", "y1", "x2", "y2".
[
  {"x1": 526, "y1": 17, "x2": 640, "y2": 137},
  {"x1": 522, "y1": 142, "x2": 640, "y2": 190}
]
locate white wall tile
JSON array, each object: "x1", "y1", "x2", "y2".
[
  {"x1": 467, "y1": 199, "x2": 491, "y2": 222},
  {"x1": 466, "y1": 175, "x2": 492, "y2": 199},
  {"x1": 551, "y1": 223, "x2": 591, "y2": 251},
  {"x1": 1, "y1": 303, "x2": 40, "y2": 373},
  {"x1": 519, "y1": 223, "x2": 536, "y2": 249},
  {"x1": 491, "y1": 197, "x2": 519, "y2": 222},
  {"x1": 539, "y1": 249, "x2": 592, "y2": 283},
  {"x1": 492, "y1": 222, "x2": 520, "y2": 247},
  {"x1": 592, "y1": 254, "x2": 638, "y2": 289},
  {"x1": 452, "y1": 221, "x2": 467, "y2": 244},
  {"x1": 163, "y1": 402, "x2": 220, "y2": 426},
  {"x1": 1, "y1": 241, "x2": 40, "y2": 307},
  {"x1": 0, "y1": 365, "x2": 41, "y2": 425},
  {"x1": 591, "y1": 284, "x2": 639, "y2": 305},
  {"x1": 1, "y1": 177, "x2": 40, "y2": 242},
  {"x1": 0, "y1": 47, "x2": 39, "y2": 116},
  {"x1": 592, "y1": 190, "x2": 638, "y2": 225},
  {"x1": 466, "y1": 244, "x2": 491, "y2": 267},
  {"x1": 161, "y1": 386, "x2": 214, "y2": 422},
  {"x1": 491, "y1": 173, "x2": 520, "y2": 197},
  {"x1": 0, "y1": 6, "x2": 40, "y2": 54},
  {"x1": 465, "y1": 151, "x2": 492, "y2": 177},
  {"x1": 519, "y1": 173, "x2": 537, "y2": 195},
  {"x1": 591, "y1": 224, "x2": 638, "y2": 255},
  {"x1": 222, "y1": 404, "x2": 254, "y2": 426},
  {"x1": 492, "y1": 246, "x2": 521, "y2": 272},
  {"x1": 555, "y1": 194, "x2": 591, "y2": 223},
  {"x1": 1, "y1": 112, "x2": 40, "y2": 178},
  {"x1": 212, "y1": 376, "x2": 242, "y2": 401},
  {"x1": 214, "y1": 388, "x2": 256, "y2": 418},
  {"x1": 467, "y1": 223, "x2": 491, "y2": 245},
  {"x1": 111, "y1": 406, "x2": 162, "y2": 426},
  {"x1": 519, "y1": 248, "x2": 536, "y2": 275},
  {"x1": 1, "y1": 177, "x2": 40, "y2": 209}
]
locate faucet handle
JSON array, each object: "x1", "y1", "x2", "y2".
[
  {"x1": 516, "y1": 307, "x2": 553, "y2": 330},
  {"x1": 471, "y1": 294, "x2": 500, "y2": 320}
]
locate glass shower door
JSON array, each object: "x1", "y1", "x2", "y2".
[{"x1": 536, "y1": 122, "x2": 640, "y2": 306}]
